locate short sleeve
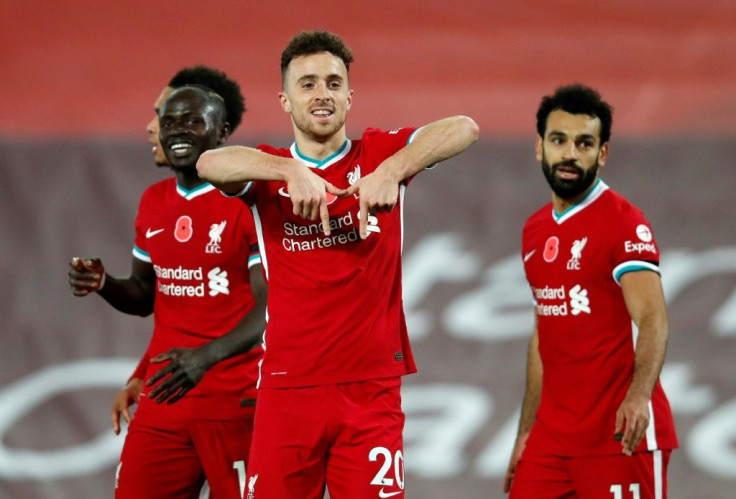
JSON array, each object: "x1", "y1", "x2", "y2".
[{"x1": 611, "y1": 207, "x2": 660, "y2": 284}]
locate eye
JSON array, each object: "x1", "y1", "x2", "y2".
[{"x1": 329, "y1": 81, "x2": 342, "y2": 89}]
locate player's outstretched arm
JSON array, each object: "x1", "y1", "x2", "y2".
[
  {"x1": 68, "y1": 256, "x2": 156, "y2": 316},
  {"x1": 346, "y1": 115, "x2": 478, "y2": 238},
  {"x1": 504, "y1": 322, "x2": 542, "y2": 494},
  {"x1": 615, "y1": 270, "x2": 669, "y2": 456},
  {"x1": 197, "y1": 146, "x2": 346, "y2": 233},
  {"x1": 146, "y1": 263, "x2": 269, "y2": 404}
]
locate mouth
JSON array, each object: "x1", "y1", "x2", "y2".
[
  {"x1": 311, "y1": 108, "x2": 333, "y2": 119},
  {"x1": 554, "y1": 164, "x2": 582, "y2": 181},
  {"x1": 167, "y1": 141, "x2": 194, "y2": 158}
]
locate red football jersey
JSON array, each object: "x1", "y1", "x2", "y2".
[
  {"x1": 132, "y1": 178, "x2": 263, "y2": 420},
  {"x1": 521, "y1": 179, "x2": 678, "y2": 456},
  {"x1": 237, "y1": 128, "x2": 420, "y2": 388}
]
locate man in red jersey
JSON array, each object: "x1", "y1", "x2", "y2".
[
  {"x1": 196, "y1": 30, "x2": 478, "y2": 499},
  {"x1": 108, "y1": 65, "x2": 249, "y2": 437},
  {"x1": 69, "y1": 85, "x2": 266, "y2": 499},
  {"x1": 504, "y1": 84, "x2": 678, "y2": 498}
]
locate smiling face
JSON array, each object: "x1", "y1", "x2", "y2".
[
  {"x1": 278, "y1": 51, "x2": 353, "y2": 145},
  {"x1": 158, "y1": 87, "x2": 229, "y2": 172},
  {"x1": 536, "y1": 109, "x2": 608, "y2": 202}
]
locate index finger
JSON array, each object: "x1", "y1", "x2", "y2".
[
  {"x1": 358, "y1": 199, "x2": 369, "y2": 239},
  {"x1": 147, "y1": 363, "x2": 174, "y2": 386},
  {"x1": 320, "y1": 201, "x2": 331, "y2": 236},
  {"x1": 111, "y1": 408, "x2": 121, "y2": 435}
]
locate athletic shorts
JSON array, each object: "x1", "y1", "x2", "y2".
[
  {"x1": 509, "y1": 450, "x2": 672, "y2": 499},
  {"x1": 246, "y1": 377, "x2": 405, "y2": 499},
  {"x1": 115, "y1": 413, "x2": 254, "y2": 499}
]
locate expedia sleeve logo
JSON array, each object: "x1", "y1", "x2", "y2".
[{"x1": 624, "y1": 224, "x2": 658, "y2": 254}]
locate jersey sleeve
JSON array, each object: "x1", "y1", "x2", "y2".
[
  {"x1": 132, "y1": 191, "x2": 151, "y2": 263},
  {"x1": 241, "y1": 208, "x2": 261, "y2": 269},
  {"x1": 611, "y1": 205, "x2": 661, "y2": 284},
  {"x1": 128, "y1": 346, "x2": 150, "y2": 382},
  {"x1": 361, "y1": 127, "x2": 426, "y2": 185}
]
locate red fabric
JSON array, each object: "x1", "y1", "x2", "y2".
[
  {"x1": 521, "y1": 181, "x2": 678, "y2": 457},
  {"x1": 240, "y1": 128, "x2": 420, "y2": 388}
]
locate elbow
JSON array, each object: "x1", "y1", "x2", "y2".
[
  {"x1": 459, "y1": 115, "x2": 480, "y2": 144},
  {"x1": 196, "y1": 150, "x2": 218, "y2": 182}
]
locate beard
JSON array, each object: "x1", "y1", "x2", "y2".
[
  {"x1": 541, "y1": 156, "x2": 599, "y2": 200},
  {"x1": 291, "y1": 109, "x2": 346, "y2": 141}
]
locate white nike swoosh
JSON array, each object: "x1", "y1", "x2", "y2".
[
  {"x1": 523, "y1": 250, "x2": 536, "y2": 262},
  {"x1": 146, "y1": 228, "x2": 165, "y2": 238},
  {"x1": 378, "y1": 489, "x2": 402, "y2": 498},
  {"x1": 277, "y1": 187, "x2": 290, "y2": 198}
]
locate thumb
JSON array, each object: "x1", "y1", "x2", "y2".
[
  {"x1": 325, "y1": 181, "x2": 347, "y2": 196},
  {"x1": 83, "y1": 257, "x2": 103, "y2": 272},
  {"x1": 344, "y1": 183, "x2": 359, "y2": 197},
  {"x1": 151, "y1": 353, "x2": 172, "y2": 363},
  {"x1": 71, "y1": 257, "x2": 86, "y2": 271}
]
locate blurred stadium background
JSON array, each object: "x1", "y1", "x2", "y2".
[{"x1": 2, "y1": 1, "x2": 735, "y2": 497}]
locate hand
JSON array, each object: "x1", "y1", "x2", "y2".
[
  {"x1": 503, "y1": 433, "x2": 528, "y2": 494},
  {"x1": 111, "y1": 378, "x2": 143, "y2": 435},
  {"x1": 146, "y1": 347, "x2": 212, "y2": 404},
  {"x1": 284, "y1": 163, "x2": 346, "y2": 234},
  {"x1": 614, "y1": 392, "x2": 650, "y2": 456},
  {"x1": 68, "y1": 257, "x2": 105, "y2": 296},
  {"x1": 344, "y1": 168, "x2": 398, "y2": 239}
]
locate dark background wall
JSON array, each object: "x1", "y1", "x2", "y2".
[{"x1": 2, "y1": 1, "x2": 735, "y2": 497}]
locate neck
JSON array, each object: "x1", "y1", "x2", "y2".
[
  {"x1": 293, "y1": 127, "x2": 347, "y2": 161},
  {"x1": 173, "y1": 166, "x2": 205, "y2": 191},
  {"x1": 551, "y1": 179, "x2": 599, "y2": 213}
]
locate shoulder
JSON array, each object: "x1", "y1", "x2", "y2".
[
  {"x1": 140, "y1": 177, "x2": 174, "y2": 202},
  {"x1": 523, "y1": 203, "x2": 552, "y2": 231},
  {"x1": 600, "y1": 188, "x2": 649, "y2": 225},
  {"x1": 359, "y1": 127, "x2": 417, "y2": 144},
  {"x1": 257, "y1": 143, "x2": 290, "y2": 157}
]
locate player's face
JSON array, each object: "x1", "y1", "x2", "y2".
[
  {"x1": 279, "y1": 52, "x2": 353, "y2": 141},
  {"x1": 536, "y1": 110, "x2": 608, "y2": 200},
  {"x1": 158, "y1": 89, "x2": 228, "y2": 171},
  {"x1": 146, "y1": 86, "x2": 174, "y2": 167}
]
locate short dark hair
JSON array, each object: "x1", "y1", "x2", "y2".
[
  {"x1": 168, "y1": 65, "x2": 245, "y2": 132},
  {"x1": 280, "y1": 30, "x2": 354, "y2": 83},
  {"x1": 536, "y1": 84, "x2": 613, "y2": 144}
]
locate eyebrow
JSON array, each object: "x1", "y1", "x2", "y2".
[
  {"x1": 296, "y1": 73, "x2": 345, "y2": 84},
  {"x1": 548, "y1": 130, "x2": 597, "y2": 141}
]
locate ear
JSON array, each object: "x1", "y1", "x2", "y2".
[
  {"x1": 278, "y1": 91, "x2": 291, "y2": 113},
  {"x1": 346, "y1": 88, "x2": 354, "y2": 111},
  {"x1": 598, "y1": 142, "x2": 609, "y2": 166},
  {"x1": 217, "y1": 123, "x2": 231, "y2": 146},
  {"x1": 535, "y1": 135, "x2": 543, "y2": 162}
]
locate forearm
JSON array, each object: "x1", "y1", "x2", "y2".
[
  {"x1": 376, "y1": 115, "x2": 479, "y2": 182},
  {"x1": 517, "y1": 327, "x2": 542, "y2": 436},
  {"x1": 197, "y1": 146, "x2": 297, "y2": 192},
  {"x1": 628, "y1": 315, "x2": 668, "y2": 399},
  {"x1": 97, "y1": 275, "x2": 155, "y2": 316},
  {"x1": 195, "y1": 304, "x2": 267, "y2": 368}
]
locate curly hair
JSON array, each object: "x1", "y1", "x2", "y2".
[
  {"x1": 280, "y1": 30, "x2": 354, "y2": 83},
  {"x1": 536, "y1": 84, "x2": 613, "y2": 144},
  {"x1": 168, "y1": 65, "x2": 245, "y2": 132}
]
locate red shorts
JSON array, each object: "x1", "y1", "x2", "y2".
[
  {"x1": 510, "y1": 450, "x2": 671, "y2": 499},
  {"x1": 115, "y1": 412, "x2": 254, "y2": 499},
  {"x1": 246, "y1": 378, "x2": 405, "y2": 499}
]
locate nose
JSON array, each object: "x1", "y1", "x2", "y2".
[
  {"x1": 146, "y1": 115, "x2": 158, "y2": 141},
  {"x1": 315, "y1": 81, "x2": 331, "y2": 101},
  {"x1": 561, "y1": 141, "x2": 579, "y2": 161}
]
